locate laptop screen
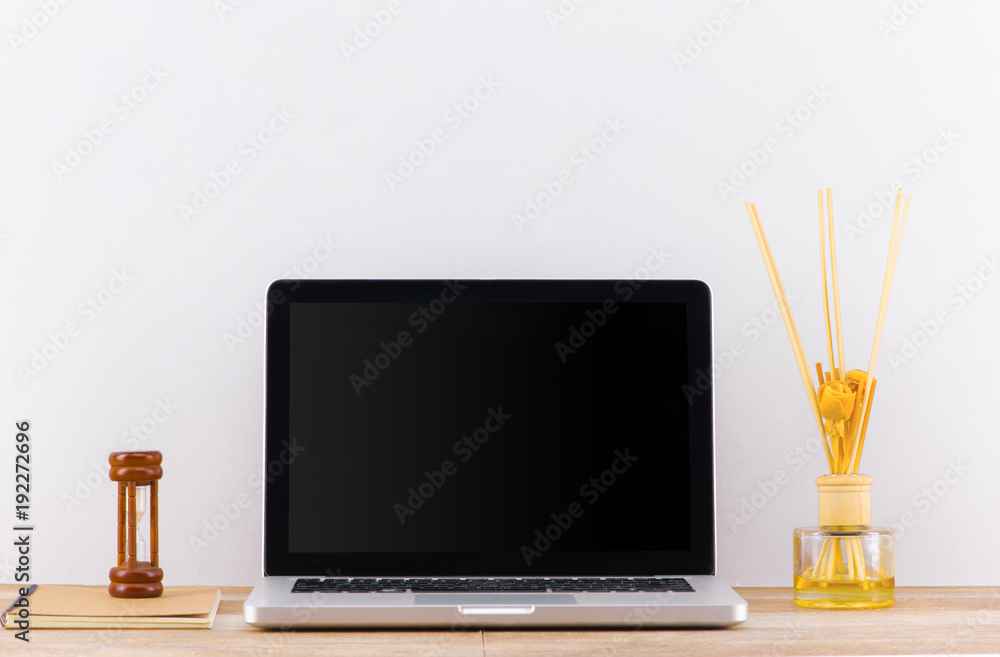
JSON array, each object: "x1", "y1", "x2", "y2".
[{"x1": 264, "y1": 280, "x2": 715, "y2": 576}]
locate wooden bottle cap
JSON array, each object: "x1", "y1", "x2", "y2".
[
  {"x1": 816, "y1": 474, "x2": 872, "y2": 526},
  {"x1": 109, "y1": 451, "x2": 163, "y2": 483}
]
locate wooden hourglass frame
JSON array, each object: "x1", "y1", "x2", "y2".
[{"x1": 108, "y1": 451, "x2": 163, "y2": 598}]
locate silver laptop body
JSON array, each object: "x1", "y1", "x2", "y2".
[{"x1": 244, "y1": 279, "x2": 747, "y2": 628}]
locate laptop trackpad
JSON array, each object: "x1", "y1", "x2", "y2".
[{"x1": 414, "y1": 593, "x2": 576, "y2": 606}]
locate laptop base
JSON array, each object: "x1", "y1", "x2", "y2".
[{"x1": 243, "y1": 576, "x2": 747, "y2": 628}]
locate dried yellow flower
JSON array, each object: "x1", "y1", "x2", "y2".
[
  {"x1": 844, "y1": 369, "x2": 869, "y2": 393},
  {"x1": 818, "y1": 381, "x2": 856, "y2": 421}
]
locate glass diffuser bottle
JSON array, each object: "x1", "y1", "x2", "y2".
[{"x1": 793, "y1": 475, "x2": 894, "y2": 609}]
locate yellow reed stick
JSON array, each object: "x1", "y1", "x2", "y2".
[
  {"x1": 819, "y1": 190, "x2": 836, "y2": 375},
  {"x1": 850, "y1": 538, "x2": 866, "y2": 580},
  {"x1": 828, "y1": 540, "x2": 840, "y2": 580},
  {"x1": 827, "y1": 189, "x2": 846, "y2": 377},
  {"x1": 851, "y1": 379, "x2": 877, "y2": 474},
  {"x1": 811, "y1": 541, "x2": 826, "y2": 579},
  {"x1": 845, "y1": 193, "x2": 901, "y2": 472},
  {"x1": 748, "y1": 207, "x2": 813, "y2": 389},
  {"x1": 846, "y1": 377, "x2": 866, "y2": 446},
  {"x1": 746, "y1": 203, "x2": 835, "y2": 473},
  {"x1": 810, "y1": 539, "x2": 831, "y2": 579},
  {"x1": 813, "y1": 361, "x2": 836, "y2": 473},
  {"x1": 847, "y1": 192, "x2": 910, "y2": 473},
  {"x1": 812, "y1": 535, "x2": 867, "y2": 583},
  {"x1": 845, "y1": 537, "x2": 856, "y2": 580}
]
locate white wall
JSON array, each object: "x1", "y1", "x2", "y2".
[{"x1": 2, "y1": 1, "x2": 998, "y2": 588}]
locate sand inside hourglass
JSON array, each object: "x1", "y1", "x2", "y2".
[{"x1": 131, "y1": 486, "x2": 150, "y2": 565}]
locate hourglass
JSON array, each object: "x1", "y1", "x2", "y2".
[{"x1": 108, "y1": 451, "x2": 163, "y2": 598}]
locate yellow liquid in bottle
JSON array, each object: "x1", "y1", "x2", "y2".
[{"x1": 793, "y1": 573, "x2": 895, "y2": 609}]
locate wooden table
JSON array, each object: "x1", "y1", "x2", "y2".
[{"x1": 3, "y1": 586, "x2": 999, "y2": 655}]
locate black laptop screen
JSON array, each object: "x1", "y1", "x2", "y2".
[{"x1": 265, "y1": 280, "x2": 715, "y2": 576}]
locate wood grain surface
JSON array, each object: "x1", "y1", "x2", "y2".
[{"x1": 2, "y1": 586, "x2": 997, "y2": 655}]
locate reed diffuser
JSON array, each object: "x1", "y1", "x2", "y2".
[{"x1": 746, "y1": 188, "x2": 911, "y2": 609}]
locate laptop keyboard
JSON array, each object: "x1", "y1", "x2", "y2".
[{"x1": 292, "y1": 577, "x2": 693, "y2": 594}]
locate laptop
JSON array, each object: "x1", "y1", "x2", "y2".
[{"x1": 243, "y1": 279, "x2": 747, "y2": 628}]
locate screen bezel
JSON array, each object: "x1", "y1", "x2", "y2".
[{"x1": 263, "y1": 279, "x2": 715, "y2": 577}]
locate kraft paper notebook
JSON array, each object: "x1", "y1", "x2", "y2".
[{"x1": 2, "y1": 585, "x2": 221, "y2": 630}]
